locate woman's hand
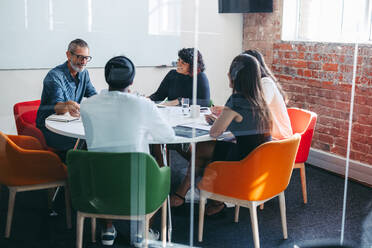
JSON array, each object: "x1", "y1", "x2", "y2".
[
  {"x1": 209, "y1": 107, "x2": 240, "y2": 138},
  {"x1": 164, "y1": 99, "x2": 179, "y2": 106},
  {"x1": 210, "y1": 105, "x2": 224, "y2": 117},
  {"x1": 205, "y1": 114, "x2": 217, "y2": 125}
]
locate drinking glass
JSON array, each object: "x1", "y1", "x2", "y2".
[{"x1": 182, "y1": 98, "x2": 190, "y2": 115}]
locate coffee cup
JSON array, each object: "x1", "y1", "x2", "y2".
[{"x1": 190, "y1": 104, "x2": 200, "y2": 118}]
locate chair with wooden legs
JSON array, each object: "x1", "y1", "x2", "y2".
[
  {"x1": 198, "y1": 134, "x2": 301, "y2": 248},
  {"x1": 0, "y1": 131, "x2": 71, "y2": 238},
  {"x1": 66, "y1": 150, "x2": 170, "y2": 248},
  {"x1": 287, "y1": 108, "x2": 317, "y2": 204}
]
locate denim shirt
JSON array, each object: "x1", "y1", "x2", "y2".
[{"x1": 36, "y1": 61, "x2": 97, "y2": 128}]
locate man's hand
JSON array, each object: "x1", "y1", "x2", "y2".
[
  {"x1": 55, "y1": 101, "x2": 80, "y2": 117},
  {"x1": 66, "y1": 101, "x2": 80, "y2": 117}
]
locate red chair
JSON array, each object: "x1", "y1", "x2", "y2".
[
  {"x1": 287, "y1": 108, "x2": 317, "y2": 204},
  {"x1": 13, "y1": 100, "x2": 51, "y2": 150}
]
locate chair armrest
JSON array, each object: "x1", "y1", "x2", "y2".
[{"x1": 8, "y1": 135, "x2": 43, "y2": 150}]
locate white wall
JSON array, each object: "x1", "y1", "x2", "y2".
[{"x1": 0, "y1": 0, "x2": 242, "y2": 134}]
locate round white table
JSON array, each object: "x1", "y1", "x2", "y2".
[{"x1": 45, "y1": 106, "x2": 215, "y2": 144}]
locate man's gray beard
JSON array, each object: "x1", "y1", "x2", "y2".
[{"x1": 70, "y1": 60, "x2": 86, "y2": 73}]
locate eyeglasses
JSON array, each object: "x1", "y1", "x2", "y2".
[{"x1": 70, "y1": 51, "x2": 92, "y2": 62}]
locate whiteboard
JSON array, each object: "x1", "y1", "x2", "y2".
[{"x1": 0, "y1": 0, "x2": 181, "y2": 69}]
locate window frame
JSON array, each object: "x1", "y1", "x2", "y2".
[{"x1": 282, "y1": 0, "x2": 372, "y2": 43}]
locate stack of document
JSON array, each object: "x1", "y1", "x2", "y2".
[
  {"x1": 46, "y1": 113, "x2": 80, "y2": 122},
  {"x1": 173, "y1": 125, "x2": 210, "y2": 138}
]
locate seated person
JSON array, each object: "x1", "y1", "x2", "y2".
[
  {"x1": 149, "y1": 48, "x2": 210, "y2": 164},
  {"x1": 170, "y1": 54, "x2": 273, "y2": 216},
  {"x1": 149, "y1": 48, "x2": 210, "y2": 107},
  {"x1": 210, "y1": 50, "x2": 292, "y2": 140},
  {"x1": 80, "y1": 56, "x2": 175, "y2": 246},
  {"x1": 36, "y1": 38, "x2": 97, "y2": 161},
  {"x1": 243, "y1": 49, "x2": 292, "y2": 139}
]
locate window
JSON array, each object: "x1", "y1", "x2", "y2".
[
  {"x1": 282, "y1": 0, "x2": 372, "y2": 43},
  {"x1": 148, "y1": 0, "x2": 181, "y2": 35}
]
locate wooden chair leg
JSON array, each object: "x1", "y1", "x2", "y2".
[
  {"x1": 234, "y1": 205, "x2": 240, "y2": 223},
  {"x1": 64, "y1": 185, "x2": 72, "y2": 229},
  {"x1": 161, "y1": 200, "x2": 167, "y2": 246},
  {"x1": 299, "y1": 163, "x2": 308, "y2": 204},
  {"x1": 279, "y1": 192, "x2": 288, "y2": 239},
  {"x1": 76, "y1": 212, "x2": 85, "y2": 248},
  {"x1": 5, "y1": 188, "x2": 16, "y2": 238},
  {"x1": 144, "y1": 215, "x2": 150, "y2": 248},
  {"x1": 91, "y1": 218, "x2": 96, "y2": 243},
  {"x1": 198, "y1": 195, "x2": 206, "y2": 242},
  {"x1": 248, "y1": 203, "x2": 260, "y2": 248}
]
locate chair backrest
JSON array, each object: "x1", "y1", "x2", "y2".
[
  {"x1": 0, "y1": 131, "x2": 65, "y2": 186},
  {"x1": 199, "y1": 134, "x2": 301, "y2": 202},
  {"x1": 287, "y1": 108, "x2": 317, "y2": 163},
  {"x1": 13, "y1": 100, "x2": 48, "y2": 149},
  {"x1": 66, "y1": 150, "x2": 170, "y2": 216},
  {"x1": 0, "y1": 132, "x2": 14, "y2": 185}
]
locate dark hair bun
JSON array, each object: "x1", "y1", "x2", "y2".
[{"x1": 104, "y1": 56, "x2": 135, "y2": 88}]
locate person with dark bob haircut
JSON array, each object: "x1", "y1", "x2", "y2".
[
  {"x1": 80, "y1": 56, "x2": 175, "y2": 246},
  {"x1": 170, "y1": 54, "x2": 273, "y2": 213},
  {"x1": 149, "y1": 48, "x2": 210, "y2": 107}
]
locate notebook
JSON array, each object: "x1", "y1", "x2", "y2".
[
  {"x1": 173, "y1": 125, "x2": 210, "y2": 138},
  {"x1": 46, "y1": 113, "x2": 80, "y2": 122}
]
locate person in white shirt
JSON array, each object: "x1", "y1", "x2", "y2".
[
  {"x1": 80, "y1": 56, "x2": 175, "y2": 246},
  {"x1": 243, "y1": 49, "x2": 292, "y2": 140}
]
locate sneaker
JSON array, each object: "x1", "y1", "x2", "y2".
[
  {"x1": 101, "y1": 226, "x2": 117, "y2": 246},
  {"x1": 132, "y1": 228, "x2": 160, "y2": 247}
]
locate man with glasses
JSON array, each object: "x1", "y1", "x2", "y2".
[{"x1": 36, "y1": 38, "x2": 97, "y2": 161}]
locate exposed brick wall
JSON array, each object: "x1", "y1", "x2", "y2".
[{"x1": 243, "y1": 0, "x2": 372, "y2": 166}]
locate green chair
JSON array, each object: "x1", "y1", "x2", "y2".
[{"x1": 66, "y1": 150, "x2": 170, "y2": 248}]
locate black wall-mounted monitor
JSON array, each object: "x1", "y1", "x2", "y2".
[{"x1": 219, "y1": 0, "x2": 273, "y2": 13}]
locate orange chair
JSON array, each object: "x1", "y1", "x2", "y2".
[
  {"x1": 198, "y1": 134, "x2": 301, "y2": 248},
  {"x1": 288, "y1": 108, "x2": 317, "y2": 204},
  {"x1": 0, "y1": 131, "x2": 71, "y2": 238},
  {"x1": 13, "y1": 100, "x2": 51, "y2": 150}
]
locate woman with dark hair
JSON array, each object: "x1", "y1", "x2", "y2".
[
  {"x1": 242, "y1": 49, "x2": 292, "y2": 139},
  {"x1": 170, "y1": 54, "x2": 272, "y2": 214},
  {"x1": 211, "y1": 49, "x2": 292, "y2": 139},
  {"x1": 149, "y1": 48, "x2": 210, "y2": 107}
]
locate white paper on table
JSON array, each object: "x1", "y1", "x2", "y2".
[{"x1": 46, "y1": 113, "x2": 80, "y2": 122}]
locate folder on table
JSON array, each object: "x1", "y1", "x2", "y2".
[{"x1": 173, "y1": 125, "x2": 209, "y2": 138}]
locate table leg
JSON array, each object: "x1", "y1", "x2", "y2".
[
  {"x1": 50, "y1": 138, "x2": 81, "y2": 213},
  {"x1": 161, "y1": 145, "x2": 172, "y2": 245}
]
